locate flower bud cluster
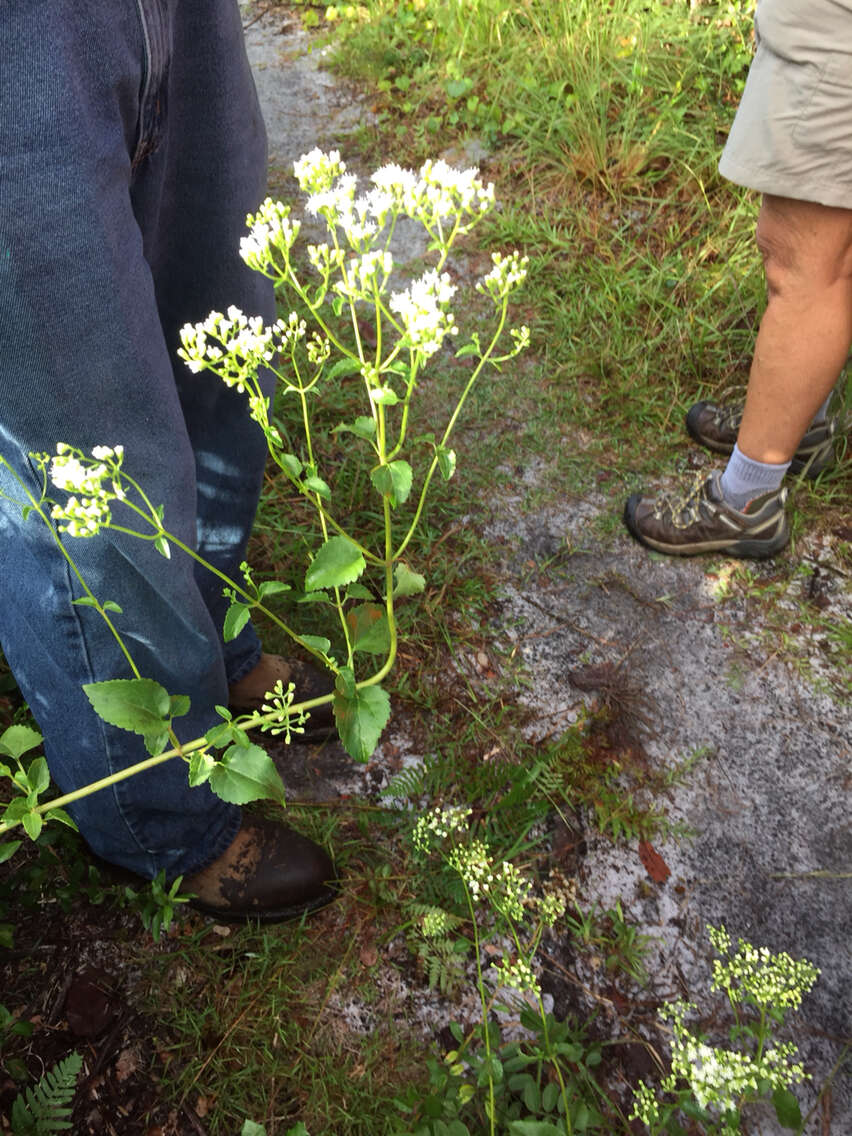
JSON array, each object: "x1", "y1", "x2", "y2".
[
  {"x1": 240, "y1": 198, "x2": 301, "y2": 272},
  {"x1": 334, "y1": 250, "x2": 395, "y2": 301},
  {"x1": 662, "y1": 1000, "x2": 808, "y2": 1114},
  {"x1": 447, "y1": 840, "x2": 531, "y2": 917},
  {"x1": 48, "y1": 444, "x2": 125, "y2": 537},
  {"x1": 708, "y1": 923, "x2": 820, "y2": 1012},
  {"x1": 411, "y1": 805, "x2": 472, "y2": 855},
  {"x1": 259, "y1": 678, "x2": 306, "y2": 742},
  {"x1": 493, "y1": 956, "x2": 539, "y2": 997},
  {"x1": 178, "y1": 308, "x2": 307, "y2": 391},
  {"x1": 476, "y1": 251, "x2": 530, "y2": 302}
]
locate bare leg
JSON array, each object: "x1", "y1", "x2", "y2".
[{"x1": 737, "y1": 194, "x2": 852, "y2": 463}]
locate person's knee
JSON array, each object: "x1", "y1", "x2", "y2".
[{"x1": 756, "y1": 194, "x2": 852, "y2": 298}]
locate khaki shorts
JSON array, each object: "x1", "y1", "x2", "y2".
[{"x1": 719, "y1": 0, "x2": 852, "y2": 207}]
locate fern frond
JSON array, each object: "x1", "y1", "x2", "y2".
[{"x1": 10, "y1": 1051, "x2": 82, "y2": 1135}]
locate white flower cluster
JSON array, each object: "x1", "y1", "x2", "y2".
[
  {"x1": 537, "y1": 891, "x2": 566, "y2": 927},
  {"x1": 447, "y1": 840, "x2": 531, "y2": 918},
  {"x1": 259, "y1": 678, "x2": 306, "y2": 742},
  {"x1": 240, "y1": 198, "x2": 301, "y2": 272},
  {"x1": 48, "y1": 444, "x2": 125, "y2": 537},
  {"x1": 665, "y1": 1001, "x2": 808, "y2": 1114},
  {"x1": 493, "y1": 956, "x2": 539, "y2": 998},
  {"x1": 334, "y1": 250, "x2": 395, "y2": 301},
  {"x1": 307, "y1": 242, "x2": 346, "y2": 277},
  {"x1": 476, "y1": 250, "x2": 530, "y2": 302},
  {"x1": 292, "y1": 150, "x2": 495, "y2": 251},
  {"x1": 708, "y1": 924, "x2": 820, "y2": 1012},
  {"x1": 411, "y1": 805, "x2": 472, "y2": 855},
  {"x1": 390, "y1": 269, "x2": 458, "y2": 357},
  {"x1": 633, "y1": 997, "x2": 811, "y2": 1128},
  {"x1": 293, "y1": 147, "x2": 347, "y2": 194},
  {"x1": 178, "y1": 308, "x2": 307, "y2": 391},
  {"x1": 371, "y1": 159, "x2": 494, "y2": 229}
]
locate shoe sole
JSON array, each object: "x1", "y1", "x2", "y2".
[
  {"x1": 622, "y1": 496, "x2": 790, "y2": 559},
  {"x1": 188, "y1": 881, "x2": 339, "y2": 924}
]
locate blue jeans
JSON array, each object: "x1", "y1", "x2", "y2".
[{"x1": 0, "y1": 1, "x2": 275, "y2": 877}]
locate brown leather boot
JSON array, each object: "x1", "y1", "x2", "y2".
[
  {"x1": 228, "y1": 653, "x2": 336, "y2": 742},
  {"x1": 183, "y1": 815, "x2": 337, "y2": 922}
]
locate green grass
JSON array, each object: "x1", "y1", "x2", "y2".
[{"x1": 2, "y1": 2, "x2": 850, "y2": 1132}]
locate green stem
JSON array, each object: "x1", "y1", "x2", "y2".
[
  {"x1": 394, "y1": 297, "x2": 510, "y2": 562},
  {"x1": 460, "y1": 876, "x2": 496, "y2": 1136}
]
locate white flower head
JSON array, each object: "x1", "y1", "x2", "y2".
[
  {"x1": 240, "y1": 198, "x2": 301, "y2": 272},
  {"x1": 293, "y1": 148, "x2": 347, "y2": 194},
  {"x1": 390, "y1": 269, "x2": 458, "y2": 357},
  {"x1": 178, "y1": 309, "x2": 275, "y2": 392},
  {"x1": 48, "y1": 444, "x2": 127, "y2": 537},
  {"x1": 476, "y1": 250, "x2": 529, "y2": 301}
]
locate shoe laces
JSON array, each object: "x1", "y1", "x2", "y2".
[{"x1": 651, "y1": 472, "x2": 714, "y2": 528}]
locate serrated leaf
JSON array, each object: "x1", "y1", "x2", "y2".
[
  {"x1": 346, "y1": 604, "x2": 390, "y2": 655},
  {"x1": 208, "y1": 743, "x2": 286, "y2": 805},
  {"x1": 26, "y1": 757, "x2": 50, "y2": 795},
  {"x1": 83, "y1": 678, "x2": 171, "y2": 738},
  {"x1": 455, "y1": 341, "x2": 480, "y2": 359},
  {"x1": 772, "y1": 1087, "x2": 803, "y2": 1130},
  {"x1": 169, "y1": 694, "x2": 191, "y2": 719},
  {"x1": 370, "y1": 460, "x2": 413, "y2": 507},
  {"x1": 393, "y1": 561, "x2": 426, "y2": 597},
  {"x1": 0, "y1": 841, "x2": 22, "y2": 864},
  {"x1": 326, "y1": 357, "x2": 363, "y2": 382},
  {"x1": 333, "y1": 681, "x2": 390, "y2": 762},
  {"x1": 188, "y1": 750, "x2": 217, "y2": 788},
  {"x1": 436, "y1": 446, "x2": 456, "y2": 480},
  {"x1": 279, "y1": 452, "x2": 303, "y2": 479},
  {"x1": 0, "y1": 724, "x2": 43, "y2": 760},
  {"x1": 335, "y1": 416, "x2": 377, "y2": 441},
  {"x1": 305, "y1": 536, "x2": 366, "y2": 592},
  {"x1": 223, "y1": 601, "x2": 252, "y2": 643},
  {"x1": 142, "y1": 729, "x2": 170, "y2": 757}
]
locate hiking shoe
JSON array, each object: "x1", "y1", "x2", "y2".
[
  {"x1": 685, "y1": 399, "x2": 837, "y2": 478},
  {"x1": 623, "y1": 470, "x2": 789, "y2": 558}
]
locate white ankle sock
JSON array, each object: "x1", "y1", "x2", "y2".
[{"x1": 719, "y1": 444, "x2": 789, "y2": 510}]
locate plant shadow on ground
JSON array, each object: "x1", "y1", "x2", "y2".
[{"x1": 2, "y1": 1, "x2": 850, "y2": 1134}]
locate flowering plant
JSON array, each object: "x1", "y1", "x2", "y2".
[
  {"x1": 0, "y1": 150, "x2": 528, "y2": 847},
  {"x1": 631, "y1": 925, "x2": 820, "y2": 1135}
]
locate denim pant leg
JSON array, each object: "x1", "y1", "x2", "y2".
[
  {"x1": 134, "y1": 0, "x2": 277, "y2": 683},
  {"x1": 0, "y1": 2, "x2": 274, "y2": 877}
]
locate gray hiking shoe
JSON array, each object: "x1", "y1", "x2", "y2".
[
  {"x1": 623, "y1": 470, "x2": 789, "y2": 558},
  {"x1": 685, "y1": 399, "x2": 837, "y2": 478}
]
